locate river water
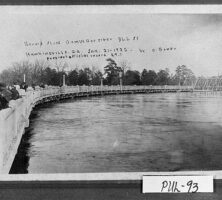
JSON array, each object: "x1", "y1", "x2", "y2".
[{"x1": 10, "y1": 92, "x2": 222, "y2": 174}]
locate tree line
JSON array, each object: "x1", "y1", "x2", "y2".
[{"x1": 0, "y1": 58, "x2": 196, "y2": 87}]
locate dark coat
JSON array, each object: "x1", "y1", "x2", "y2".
[{"x1": 10, "y1": 87, "x2": 20, "y2": 100}]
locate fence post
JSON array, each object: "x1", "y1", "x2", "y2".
[{"x1": 63, "y1": 75, "x2": 66, "y2": 86}]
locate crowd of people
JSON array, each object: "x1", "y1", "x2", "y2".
[
  {"x1": 0, "y1": 82, "x2": 26, "y2": 110},
  {"x1": 0, "y1": 82, "x2": 51, "y2": 110}
]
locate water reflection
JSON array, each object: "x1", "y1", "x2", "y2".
[{"x1": 10, "y1": 92, "x2": 222, "y2": 174}]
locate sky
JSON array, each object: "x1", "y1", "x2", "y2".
[{"x1": 0, "y1": 7, "x2": 222, "y2": 76}]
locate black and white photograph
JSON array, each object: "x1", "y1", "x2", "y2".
[{"x1": 0, "y1": 5, "x2": 222, "y2": 199}]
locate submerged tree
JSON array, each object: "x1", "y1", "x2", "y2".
[
  {"x1": 175, "y1": 65, "x2": 196, "y2": 86},
  {"x1": 156, "y1": 68, "x2": 170, "y2": 85},
  {"x1": 104, "y1": 58, "x2": 122, "y2": 85},
  {"x1": 44, "y1": 67, "x2": 61, "y2": 86},
  {"x1": 78, "y1": 69, "x2": 90, "y2": 85},
  {"x1": 123, "y1": 70, "x2": 141, "y2": 85},
  {"x1": 91, "y1": 70, "x2": 103, "y2": 85},
  {"x1": 141, "y1": 69, "x2": 157, "y2": 85},
  {"x1": 67, "y1": 69, "x2": 79, "y2": 85}
]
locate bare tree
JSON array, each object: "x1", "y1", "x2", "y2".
[
  {"x1": 119, "y1": 60, "x2": 131, "y2": 74},
  {"x1": 54, "y1": 61, "x2": 69, "y2": 72}
]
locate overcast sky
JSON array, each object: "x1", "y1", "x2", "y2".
[{"x1": 0, "y1": 7, "x2": 222, "y2": 76}]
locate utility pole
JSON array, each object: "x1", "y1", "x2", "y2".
[
  {"x1": 100, "y1": 77, "x2": 103, "y2": 87},
  {"x1": 119, "y1": 71, "x2": 123, "y2": 91}
]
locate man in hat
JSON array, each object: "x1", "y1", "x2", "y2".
[{"x1": 0, "y1": 83, "x2": 12, "y2": 110}]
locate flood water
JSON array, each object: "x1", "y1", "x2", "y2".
[{"x1": 10, "y1": 92, "x2": 222, "y2": 174}]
